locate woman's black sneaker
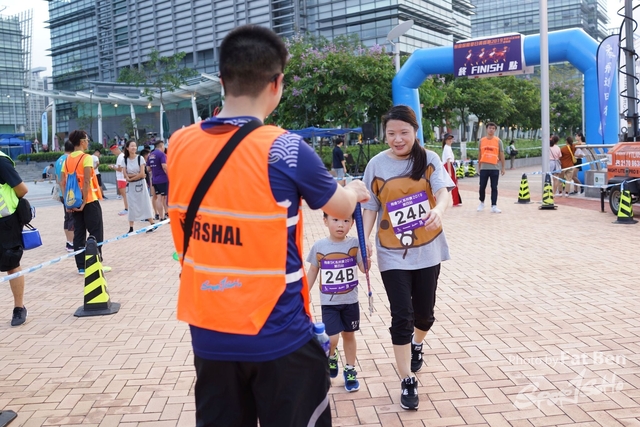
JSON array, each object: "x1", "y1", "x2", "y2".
[
  {"x1": 400, "y1": 377, "x2": 419, "y2": 410},
  {"x1": 411, "y1": 342, "x2": 424, "y2": 372}
]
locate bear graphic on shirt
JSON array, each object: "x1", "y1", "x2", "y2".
[
  {"x1": 316, "y1": 247, "x2": 359, "y2": 294},
  {"x1": 371, "y1": 164, "x2": 442, "y2": 257}
]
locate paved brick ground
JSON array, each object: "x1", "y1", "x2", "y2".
[{"x1": 1, "y1": 165, "x2": 639, "y2": 426}]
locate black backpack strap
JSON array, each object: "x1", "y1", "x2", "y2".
[{"x1": 181, "y1": 120, "x2": 262, "y2": 261}]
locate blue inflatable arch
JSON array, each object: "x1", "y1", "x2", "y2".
[{"x1": 392, "y1": 29, "x2": 619, "y2": 145}]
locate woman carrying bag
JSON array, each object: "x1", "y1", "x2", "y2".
[{"x1": 122, "y1": 141, "x2": 156, "y2": 234}]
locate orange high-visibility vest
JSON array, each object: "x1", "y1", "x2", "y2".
[
  {"x1": 479, "y1": 137, "x2": 500, "y2": 164},
  {"x1": 65, "y1": 152, "x2": 102, "y2": 203},
  {"x1": 168, "y1": 123, "x2": 312, "y2": 335}
]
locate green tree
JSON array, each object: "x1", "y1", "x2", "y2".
[
  {"x1": 494, "y1": 76, "x2": 541, "y2": 135},
  {"x1": 270, "y1": 34, "x2": 396, "y2": 130},
  {"x1": 117, "y1": 49, "x2": 199, "y2": 108},
  {"x1": 549, "y1": 80, "x2": 582, "y2": 136},
  {"x1": 531, "y1": 64, "x2": 582, "y2": 136},
  {"x1": 121, "y1": 117, "x2": 150, "y2": 144},
  {"x1": 417, "y1": 75, "x2": 451, "y2": 141}
]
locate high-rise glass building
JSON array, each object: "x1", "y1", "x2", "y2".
[
  {"x1": 95, "y1": 0, "x2": 472, "y2": 79},
  {"x1": 46, "y1": 0, "x2": 99, "y2": 133},
  {"x1": 46, "y1": 0, "x2": 473, "y2": 134},
  {"x1": 0, "y1": 11, "x2": 31, "y2": 134},
  {"x1": 471, "y1": 0, "x2": 609, "y2": 41}
]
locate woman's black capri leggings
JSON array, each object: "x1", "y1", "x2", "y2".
[{"x1": 380, "y1": 264, "x2": 440, "y2": 346}]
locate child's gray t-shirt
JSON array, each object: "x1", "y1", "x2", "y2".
[
  {"x1": 362, "y1": 149, "x2": 451, "y2": 272},
  {"x1": 306, "y1": 236, "x2": 362, "y2": 306}
]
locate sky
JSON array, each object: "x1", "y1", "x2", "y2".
[{"x1": 0, "y1": 0, "x2": 631, "y2": 76}]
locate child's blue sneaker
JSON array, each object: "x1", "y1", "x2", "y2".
[
  {"x1": 78, "y1": 269, "x2": 85, "y2": 275},
  {"x1": 343, "y1": 367, "x2": 360, "y2": 392},
  {"x1": 328, "y1": 349, "x2": 339, "y2": 378}
]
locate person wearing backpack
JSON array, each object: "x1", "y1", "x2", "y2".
[
  {"x1": 122, "y1": 140, "x2": 156, "y2": 233},
  {"x1": 0, "y1": 150, "x2": 29, "y2": 326},
  {"x1": 60, "y1": 130, "x2": 105, "y2": 275}
]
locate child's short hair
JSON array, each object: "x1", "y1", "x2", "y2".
[{"x1": 323, "y1": 211, "x2": 355, "y2": 220}]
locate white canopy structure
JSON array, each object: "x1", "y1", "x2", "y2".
[{"x1": 24, "y1": 73, "x2": 222, "y2": 149}]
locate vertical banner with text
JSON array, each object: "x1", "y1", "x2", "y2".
[
  {"x1": 41, "y1": 112, "x2": 48, "y2": 148},
  {"x1": 596, "y1": 35, "x2": 620, "y2": 139}
]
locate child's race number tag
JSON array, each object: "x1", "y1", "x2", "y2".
[
  {"x1": 386, "y1": 191, "x2": 429, "y2": 234},
  {"x1": 320, "y1": 256, "x2": 358, "y2": 294}
]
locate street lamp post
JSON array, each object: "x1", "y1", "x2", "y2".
[
  {"x1": 7, "y1": 95, "x2": 17, "y2": 133},
  {"x1": 89, "y1": 89, "x2": 93, "y2": 141},
  {"x1": 386, "y1": 20, "x2": 414, "y2": 74}
]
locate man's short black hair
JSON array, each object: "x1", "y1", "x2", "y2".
[
  {"x1": 219, "y1": 25, "x2": 288, "y2": 97},
  {"x1": 486, "y1": 122, "x2": 497, "y2": 129}
]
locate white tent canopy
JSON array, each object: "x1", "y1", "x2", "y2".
[{"x1": 24, "y1": 73, "x2": 222, "y2": 148}]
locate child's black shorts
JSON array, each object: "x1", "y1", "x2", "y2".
[{"x1": 321, "y1": 302, "x2": 360, "y2": 336}]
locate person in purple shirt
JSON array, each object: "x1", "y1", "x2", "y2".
[{"x1": 147, "y1": 139, "x2": 168, "y2": 220}]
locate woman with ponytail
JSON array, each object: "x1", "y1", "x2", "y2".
[
  {"x1": 361, "y1": 105, "x2": 452, "y2": 411},
  {"x1": 441, "y1": 133, "x2": 461, "y2": 206}
]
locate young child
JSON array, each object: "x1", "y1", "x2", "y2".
[{"x1": 307, "y1": 212, "x2": 365, "y2": 392}]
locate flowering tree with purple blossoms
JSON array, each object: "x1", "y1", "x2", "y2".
[{"x1": 268, "y1": 34, "x2": 397, "y2": 130}]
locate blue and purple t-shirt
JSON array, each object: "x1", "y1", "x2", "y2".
[
  {"x1": 189, "y1": 116, "x2": 337, "y2": 362},
  {"x1": 148, "y1": 149, "x2": 168, "y2": 185}
]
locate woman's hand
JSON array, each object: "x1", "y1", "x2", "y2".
[
  {"x1": 423, "y1": 208, "x2": 443, "y2": 231},
  {"x1": 365, "y1": 239, "x2": 373, "y2": 263}
]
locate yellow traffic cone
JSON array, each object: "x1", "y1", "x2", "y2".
[
  {"x1": 74, "y1": 236, "x2": 120, "y2": 317},
  {"x1": 517, "y1": 173, "x2": 532, "y2": 204},
  {"x1": 539, "y1": 173, "x2": 558, "y2": 210},
  {"x1": 614, "y1": 185, "x2": 637, "y2": 224}
]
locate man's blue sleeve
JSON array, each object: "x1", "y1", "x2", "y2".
[{"x1": 296, "y1": 141, "x2": 338, "y2": 210}]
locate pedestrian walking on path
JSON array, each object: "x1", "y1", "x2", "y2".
[
  {"x1": 0, "y1": 150, "x2": 29, "y2": 326},
  {"x1": 362, "y1": 105, "x2": 452, "y2": 411},
  {"x1": 306, "y1": 212, "x2": 366, "y2": 392},
  {"x1": 441, "y1": 133, "x2": 461, "y2": 206}
]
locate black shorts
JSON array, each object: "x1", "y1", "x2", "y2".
[
  {"x1": 0, "y1": 213, "x2": 23, "y2": 272},
  {"x1": 42, "y1": 172, "x2": 47, "y2": 179},
  {"x1": 321, "y1": 303, "x2": 360, "y2": 336},
  {"x1": 153, "y1": 182, "x2": 168, "y2": 196},
  {"x1": 193, "y1": 338, "x2": 331, "y2": 427},
  {"x1": 60, "y1": 198, "x2": 75, "y2": 231}
]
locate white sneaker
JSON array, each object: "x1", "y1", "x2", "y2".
[
  {"x1": 491, "y1": 205, "x2": 502, "y2": 213},
  {"x1": 477, "y1": 202, "x2": 485, "y2": 212}
]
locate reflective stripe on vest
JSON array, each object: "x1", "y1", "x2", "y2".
[
  {"x1": 0, "y1": 152, "x2": 19, "y2": 218},
  {"x1": 479, "y1": 137, "x2": 500, "y2": 164},
  {"x1": 168, "y1": 123, "x2": 312, "y2": 335}
]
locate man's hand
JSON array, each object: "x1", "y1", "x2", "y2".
[
  {"x1": 72, "y1": 203, "x2": 86, "y2": 212},
  {"x1": 501, "y1": 168, "x2": 505, "y2": 176},
  {"x1": 345, "y1": 180, "x2": 370, "y2": 203}
]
